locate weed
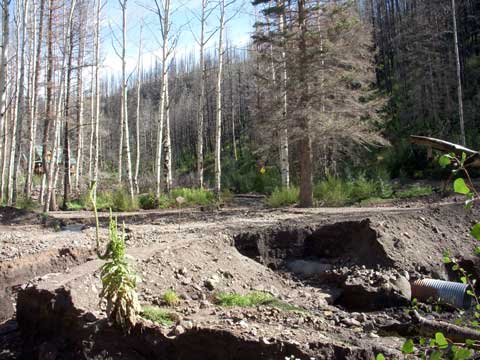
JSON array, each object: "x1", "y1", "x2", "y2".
[
  {"x1": 66, "y1": 199, "x2": 85, "y2": 210},
  {"x1": 141, "y1": 306, "x2": 177, "y2": 326},
  {"x1": 313, "y1": 176, "x2": 352, "y2": 206},
  {"x1": 267, "y1": 187, "x2": 299, "y2": 207},
  {"x1": 215, "y1": 292, "x2": 304, "y2": 312},
  {"x1": 162, "y1": 290, "x2": 180, "y2": 306},
  {"x1": 138, "y1": 192, "x2": 158, "y2": 210},
  {"x1": 395, "y1": 185, "x2": 432, "y2": 199},
  {"x1": 90, "y1": 182, "x2": 141, "y2": 332},
  {"x1": 15, "y1": 196, "x2": 39, "y2": 211},
  {"x1": 170, "y1": 188, "x2": 214, "y2": 206},
  {"x1": 112, "y1": 188, "x2": 138, "y2": 212}
]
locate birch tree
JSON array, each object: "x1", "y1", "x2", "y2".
[
  {"x1": 214, "y1": 0, "x2": 225, "y2": 198},
  {"x1": 0, "y1": 0, "x2": 11, "y2": 202},
  {"x1": 133, "y1": 23, "x2": 142, "y2": 194}
]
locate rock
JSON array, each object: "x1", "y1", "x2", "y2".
[
  {"x1": 391, "y1": 275, "x2": 411, "y2": 300},
  {"x1": 342, "y1": 318, "x2": 362, "y2": 327},
  {"x1": 82, "y1": 311, "x2": 97, "y2": 323},
  {"x1": 181, "y1": 320, "x2": 194, "y2": 330},
  {"x1": 174, "y1": 325, "x2": 186, "y2": 335},
  {"x1": 204, "y1": 275, "x2": 220, "y2": 290}
]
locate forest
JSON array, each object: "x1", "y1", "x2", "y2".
[
  {"x1": 0, "y1": 0, "x2": 476, "y2": 211},
  {"x1": 3, "y1": 0, "x2": 480, "y2": 359}
]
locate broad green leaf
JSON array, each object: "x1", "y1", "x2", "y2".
[
  {"x1": 402, "y1": 339, "x2": 415, "y2": 354},
  {"x1": 465, "y1": 339, "x2": 475, "y2": 347},
  {"x1": 375, "y1": 354, "x2": 385, "y2": 360},
  {"x1": 439, "y1": 155, "x2": 451, "y2": 168},
  {"x1": 475, "y1": 246, "x2": 480, "y2": 255},
  {"x1": 471, "y1": 223, "x2": 480, "y2": 240},
  {"x1": 461, "y1": 276, "x2": 467, "y2": 284},
  {"x1": 435, "y1": 332, "x2": 448, "y2": 349},
  {"x1": 443, "y1": 255, "x2": 451, "y2": 264},
  {"x1": 454, "y1": 178, "x2": 470, "y2": 195},
  {"x1": 430, "y1": 351, "x2": 443, "y2": 360},
  {"x1": 453, "y1": 347, "x2": 473, "y2": 360},
  {"x1": 462, "y1": 152, "x2": 467, "y2": 164}
]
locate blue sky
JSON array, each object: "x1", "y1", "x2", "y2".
[{"x1": 102, "y1": 0, "x2": 253, "y2": 76}]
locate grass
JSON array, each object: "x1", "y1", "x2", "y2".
[
  {"x1": 266, "y1": 187, "x2": 299, "y2": 207},
  {"x1": 214, "y1": 291, "x2": 305, "y2": 312},
  {"x1": 171, "y1": 188, "x2": 214, "y2": 206},
  {"x1": 395, "y1": 185, "x2": 433, "y2": 199},
  {"x1": 162, "y1": 290, "x2": 180, "y2": 306},
  {"x1": 15, "y1": 196, "x2": 39, "y2": 211},
  {"x1": 141, "y1": 306, "x2": 177, "y2": 326}
]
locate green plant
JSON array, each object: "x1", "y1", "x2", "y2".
[
  {"x1": 214, "y1": 291, "x2": 304, "y2": 312},
  {"x1": 66, "y1": 198, "x2": 86, "y2": 210},
  {"x1": 266, "y1": 187, "x2": 299, "y2": 207},
  {"x1": 171, "y1": 188, "x2": 215, "y2": 206},
  {"x1": 141, "y1": 306, "x2": 177, "y2": 326},
  {"x1": 138, "y1": 192, "x2": 158, "y2": 210},
  {"x1": 395, "y1": 185, "x2": 432, "y2": 199},
  {"x1": 314, "y1": 176, "x2": 352, "y2": 205},
  {"x1": 15, "y1": 196, "x2": 38, "y2": 211},
  {"x1": 162, "y1": 290, "x2": 180, "y2": 306},
  {"x1": 90, "y1": 182, "x2": 141, "y2": 332},
  {"x1": 112, "y1": 188, "x2": 138, "y2": 212}
]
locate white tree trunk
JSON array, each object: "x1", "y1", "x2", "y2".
[
  {"x1": 214, "y1": 0, "x2": 225, "y2": 198},
  {"x1": 451, "y1": 0, "x2": 465, "y2": 146},
  {"x1": 93, "y1": 0, "x2": 100, "y2": 193},
  {"x1": 134, "y1": 24, "x2": 142, "y2": 194},
  {"x1": 278, "y1": 0, "x2": 289, "y2": 188},
  {"x1": 0, "y1": 0, "x2": 10, "y2": 202}
]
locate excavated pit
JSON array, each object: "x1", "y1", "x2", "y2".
[
  {"x1": 234, "y1": 219, "x2": 394, "y2": 270},
  {"x1": 234, "y1": 220, "x2": 411, "y2": 311}
]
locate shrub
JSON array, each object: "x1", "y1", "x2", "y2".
[
  {"x1": 267, "y1": 187, "x2": 299, "y2": 207},
  {"x1": 141, "y1": 306, "x2": 176, "y2": 326},
  {"x1": 349, "y1": 176, "x2": 378, "y2": 202},
  {"x1": 162, "y1": 290, "x2": 180, "y2": 306},
  {"x1": 112, "y1": 188, "x2": 138, "y2": 212},
  {"x1": 138, "y1": 193, "x2": 158, "y2": 210},
  {"x1": 314, "y1": 176, "x2": 352, "y2": 206},
  {"x1": 66, "y1": 198, "x2": 86, "y2": 210},
  {"x1": 171, "y1": 188, "x2": 214, "y2": 206},
  {"x1": 395, "y1": 185, "x2": 432, "y2": 199},
  {"x1": 15, "y1": 196, "x2": 39, "y2": 211}
]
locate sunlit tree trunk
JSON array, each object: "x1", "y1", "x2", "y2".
[
  {"x1": 451, "y1": 0, "x2": 465, "y2": 146},
  {"x1": 134, "y1": 24, "x2": 142, "y2": 194},
  {"x1": 93, "y1": 0, "x2": 100, "y2": 195},
  {"x1": 0, "y1": 0, "x2": 11, "y2": 202},
  {"x1": 214, "y1": 0, "x2": 225, "y2": 199}
]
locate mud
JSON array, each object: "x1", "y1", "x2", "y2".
[{"x1": 0, "y1": 202, "x2": 478, "y2": 359}]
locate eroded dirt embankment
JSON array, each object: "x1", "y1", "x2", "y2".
[{"x1": 1, "y1": 202, "x2": 479, "y2": 359}]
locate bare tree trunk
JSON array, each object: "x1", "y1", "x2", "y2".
[
  {"x1": 163, "y1": 78, "x2": 172, "y2": 192},
  {"x1": 0, "y1": 0, "x2": 10, "y2": 203},
  {"x1": 134, "y1": 24, "x2": 142, "y2": 194},
  {"x1": 154, "y1": 0, "x2": 170, "y2": 198},
  {"x1": 93, "y1": 0, "x2": 100, "y2": 193},
  {"x1": 278, "y1": 0, "x2": 289, "y2": 188},
  {"x1": 196, "y1": 0, "x2": 208, "y2": 189},
  {"x1": 297, "y1": 0, "x2": 313, "y2": 208},
  {"x1": 10, "y1": 0, "x2": 29, "y2": 205},
  {"x1": 25, "y1": 0, "x2": 45, "y2": 198},
  {"x1": 88, "y1": 62, "x2": 94, "y2": 180},
  {"x1": 214, "y1": 0, "x2": 225, "y2": 199},
  {"x1": 451, "y1": 0, "x2": 465, "y2": 146},
  {"x1": 61, "y1": 1, "x2": 76, "y2": 210}
]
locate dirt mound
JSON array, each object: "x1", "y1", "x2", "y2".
[{"x1": 0, "y1": 247, "x2": 94, "y2": 322}]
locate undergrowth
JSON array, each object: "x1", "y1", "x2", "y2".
[
  {"x1": 214, "y1": 292, "x2": 304, "y2": 312},
  {"x1": 162, "y1": 290, "x2": 180, "y2": 306},
  {"x1": 141, "y1": 306, "x2": 177, "y2": 326}
]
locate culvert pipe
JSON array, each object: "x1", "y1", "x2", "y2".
[{"x1": 411, "y1": 279, "x2": 472, "y2": 309}]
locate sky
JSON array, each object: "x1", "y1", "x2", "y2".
[{"x1": 102, "y1": 0, "x2": 253, "y2": 77}]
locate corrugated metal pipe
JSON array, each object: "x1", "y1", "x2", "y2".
[{"x1": 411, "y1": 279, "x2": 472, "y2": 309}]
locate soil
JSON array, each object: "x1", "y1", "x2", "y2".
[{"x1": 0, "y1": 198, "x2": 479, "y2": 359}]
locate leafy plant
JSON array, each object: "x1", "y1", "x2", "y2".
[
  {"x1": 266, "y1": 187, "x2": 299, "y2": 207},
  {"x1": 141, "y1": 306, "x2": 177, "y2": 326},
  {"x1": 162, "y1": 290, "x2": 180, "y2": 307},
  {"x1": 214, "y1": 291, "x2": 304, "y2": 312},
  {"x1": 90, "y1": 182, "x2": 141, "y2": 332}
]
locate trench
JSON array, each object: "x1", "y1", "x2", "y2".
[{"x1": 233, "y1": 219, "x2": 410, "y2": 312}]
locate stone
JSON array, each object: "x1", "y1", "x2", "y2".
[
  {"x1": 204, "y1": 275, "x2": 220, "y2": 290},
  {"x1": 174, "y1": 325, "x2": 186, "y2": 335}
]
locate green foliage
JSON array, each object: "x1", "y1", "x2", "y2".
[
  {"x1": 162, "y1": 290, "x2": 180, "y2": 307},
  {"x1": 90, "y1": 183, "x2": 141, "y2": 332},
  {"x1": 138, "y1": 193, "x2": 158, "y2": 210},
  {"x1": 66, "y1": 198, "x2": 86, "y2": 210},
  {"x1": 395, "y1": 185, "x2": 433, "y2": 199},
  {"x1": 15, "y1": 196, "x2": 39, "y2": 211},
  {"x1": 314, "y1": 175, "x2": 378, "y2": 205},
  {"x1": 112, "y1": 188, "x2": 139, "y2": 212},
  {"x1": 171, "y1": 188, "x2": 214, "y2": 206},
  {"x1": 266, "y1": 187, "x2": 299, "y2": 207},
  {"x1": 214, "y1": 291, "x2": 304, "y2": 312},
  {"x1": 141, "y1": 306, "x2": 176, "y2": 326}
]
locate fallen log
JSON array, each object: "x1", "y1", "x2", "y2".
[
  {"x1": 410, "y1": 135, "x2": 480, "y2": 168},
  {"x1": 411, "y1": 310, "x2": 480, "y2": 343}
]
